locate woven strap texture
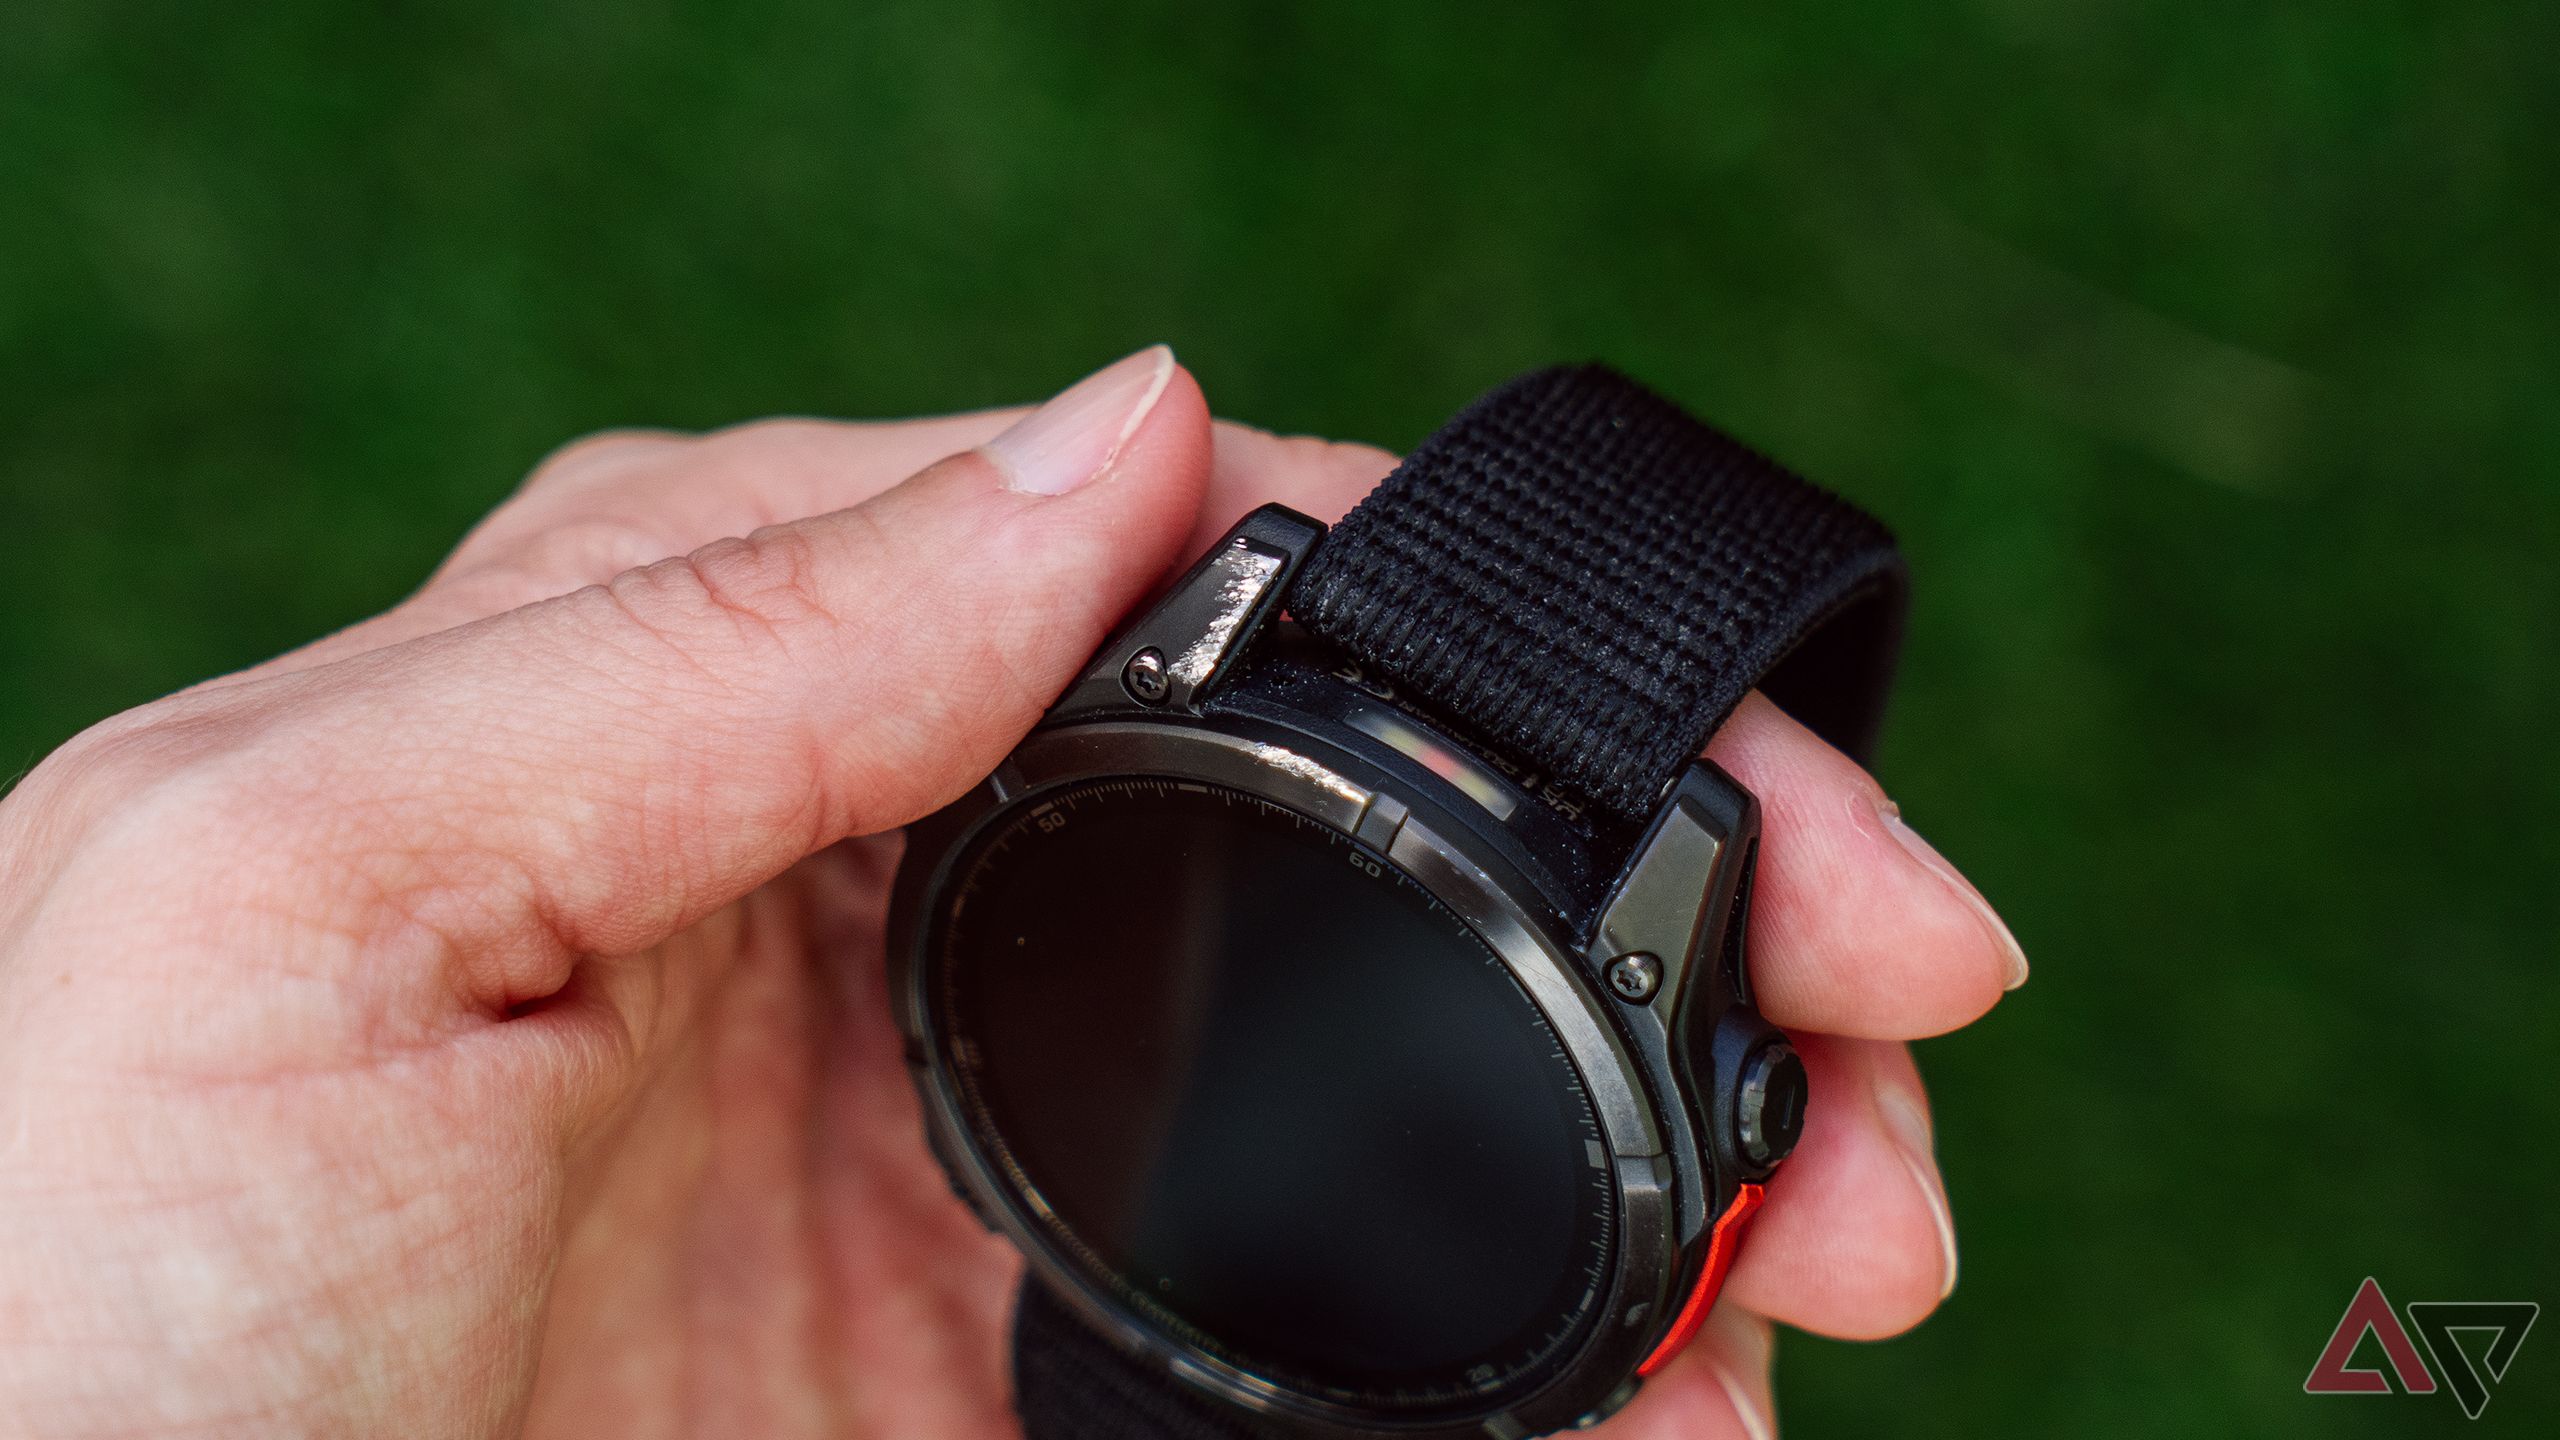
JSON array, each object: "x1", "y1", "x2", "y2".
[
  {"x1": 1292, "y1": 362, "x2": 1906, "y2": 820},
  {"x1": 1012, "y1": 364, "x2": 1906, "y2": 1438}
]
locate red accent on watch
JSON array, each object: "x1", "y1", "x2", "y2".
[{"x1": 1635, "y1": 1181, "x2": 1767, "y2": 1377}]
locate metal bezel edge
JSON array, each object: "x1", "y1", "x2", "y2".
[{"x1": 885, "y1": 709, "x2": 1699, "y2": 1440}]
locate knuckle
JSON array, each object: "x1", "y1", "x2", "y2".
[
  {"x1": 480, "y1": 513, "x2": 682, "y2": 593},
  {"x1": 700, "y1": 415, "x2": 860, "y2": 455},
  {"x1": 681, "y1": 524, "x2": 846, "y2": 634},
  {"x1": 443, "y1": 430, "x2": 696, "y2": 586},
  {"x1": 604, "y1": 522, "x2": 848, "y2": 655},
  {"x1": 1, "y1": 698, "x2": 290, "y2": 909},
  {"x1": 12, "y1": 703, "x2": 224, "y2": 826},
  {"x1": 523, "y1": 426, "x2": 691, "y2": 492},
  {"x1": 689, "y1": 416, "x2": 898, "y2": 494}
]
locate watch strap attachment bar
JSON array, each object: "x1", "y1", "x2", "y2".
[{"x1": 1290, "y1": 363, "x2": 1907, "y2": 821}]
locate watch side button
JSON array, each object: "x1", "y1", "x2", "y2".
[{"x1": 1736, "y1": 1041, "x2": 1809, "y2": 1168}]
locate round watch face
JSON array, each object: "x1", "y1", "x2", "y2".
[{"x1": 928, "y1": 775, "x2": 1616, "y2": 1415}]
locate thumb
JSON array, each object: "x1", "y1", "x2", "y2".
[{"x1": 223, "y1": 345, "x2": 1208, "y2": 1007}]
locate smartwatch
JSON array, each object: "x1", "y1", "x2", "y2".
[{"x1": 885, "y1": 364, "x2": 1907, "y2": 1438}]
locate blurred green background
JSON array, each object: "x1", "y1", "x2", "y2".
[{"x1": 3, "y1": 2, "x2": 2553, "y2": 1433}]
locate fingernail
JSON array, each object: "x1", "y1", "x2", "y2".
[
  {"x1": 1703, "y1": 1306, "x2": 1776, "y2": 1440},
  {"x1": 1877, "y1": 798, "x2": 2030, "y2": 991},
  {"x1": 984, "y1": 345, "x2": 1176, "y2": 495},
  {"x1": 1877, "y1": 1084, "x2": 1959, "y2": 1300},
  {"x1": 1709, "y1": 1362, "x2": 1775, "y2": 1440}
]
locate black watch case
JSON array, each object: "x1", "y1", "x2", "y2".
[{"x1": 886, "y1": 505, "x2": 1796, "y2": 1438}]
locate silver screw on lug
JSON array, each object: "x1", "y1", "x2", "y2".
[
  {"x1": 1122, "y1": 647, "x2": 1171, "y2": 705},
  {"x1": 1604, "y1": 951, "x2": 1661, "y2": 1003}
]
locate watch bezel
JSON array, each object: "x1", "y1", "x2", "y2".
[{"x1": 887, "y1": 711, "x2": 1684, "y2": 1438}]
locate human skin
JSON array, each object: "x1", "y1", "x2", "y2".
[{"x1": 0, "y1": 347, "x2": 2025, "y2": 1440}]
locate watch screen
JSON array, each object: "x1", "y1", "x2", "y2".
[{"x1": 930, "y1": 776, "x2": 1614, "y2": 1413}]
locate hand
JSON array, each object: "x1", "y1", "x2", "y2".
[{"x1": 0, "y1": 348, "x2": 2025, "y2": 1439}]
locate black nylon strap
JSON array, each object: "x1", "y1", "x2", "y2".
[
  {"x1": 1010, "y1": 364, "x2": 1905, "y2": 1437},
  {"x1": 1292, "y1": 363, "x2": 1906, "y2": 820}
]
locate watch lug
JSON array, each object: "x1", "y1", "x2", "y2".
[
  {"x1": 1591, "y1": 761, "x2": 1757, "y2": 1011},
  {"x1": 1589, "y1": 760, "x2": 1763, "y2": 1242},
  {"x1": 1049, "y1": 504, "x2": 1325, "y2": 722}
]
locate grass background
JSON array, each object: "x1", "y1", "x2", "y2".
[{"x1": 3, "y1": 2, "x2": 2553, "y2": 1433}]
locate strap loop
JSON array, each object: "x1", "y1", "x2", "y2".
[{"x1": 1290, "y1": 364, "x2": 1907, "y2": 819}]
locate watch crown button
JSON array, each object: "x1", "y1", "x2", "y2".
[{"x1": 1736, "y1": 1041, "x2": 1809, "y2": 1167}]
